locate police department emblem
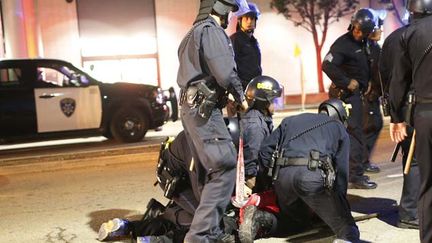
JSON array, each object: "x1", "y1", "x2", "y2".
[{"x1": 60, "y1": 98, "x2": 76, "y2": 117}]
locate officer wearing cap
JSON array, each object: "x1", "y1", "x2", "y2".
[
  {"x1": 389, "y1": 0, "x2": 432, "y2": 241},
  {"x1": 380, "y1": 14, "x2": 420, "y2": 230},
  {"x1": 176, "y1": 0, "x2": 249, "y2": 241},
  {"x1": 322, "y1": 8, "x2": 377, "y2": 189},
  {"x1": 240, "y1": 99, "x2": 359, "y2": 242},
  {"x1": 230, "y1": 2, "x2": 262, "y2": 89}
]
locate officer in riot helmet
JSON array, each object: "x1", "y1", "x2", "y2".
[
  {"x1": 241, "y1": 76, "x2": 282, "y2": 191},
  {"x1": 389, "y1": 0, "x2": 432, "y2": 241},
  {"x1": 239, "y1": 98, "x2": 359, "y2": 242},
  {"x1": 230, "y1": 2, "x2": 262, "y2": 89},
  {"x1": 176, "y1": 0, "x2": 249, "y2": 241},
  {"x1": 322, "y1": 8, "x2": 377, "y2": 190},
  {"x1": 226, "y1": 2, "x2": 263, "y2": 116}
]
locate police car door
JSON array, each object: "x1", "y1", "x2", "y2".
[{"x1": 33, "y1": 65, "x2": 102, "y2": 133}]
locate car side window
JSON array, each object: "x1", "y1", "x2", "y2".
[
  {"x1": 0, "y1": 68, "x2": 22, "y2": 87},
  {"x1": 36, "y1": 67, "x2": 68, "y2": 87}
]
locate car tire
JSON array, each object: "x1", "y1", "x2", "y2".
[{"x1": 110, "y1": 107, "x2": 148, "y2": 143}]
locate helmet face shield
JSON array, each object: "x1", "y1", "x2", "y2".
[{"x1": 245, "y1": 76, "x2": 283, "y2": 112}]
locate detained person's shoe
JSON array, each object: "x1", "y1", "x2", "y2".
[
  {"x1": 141, "y1": 198, "x2": 166, "y2": 222},
  {"x1": 239, "y1": 205, "x2": 275, "y2": 243},
  {"x1": 397, "y1": 218, "x2": 419, "y2": 229},
  {"x1": 348, "y1": 177, "x2": 378, "y2": 189},
  {"x1": 363, "y1": 162, "x2": 380, "y2": 173},
  {"x1": 98, "y1": 218, "x2": 130, "y2": 241}
]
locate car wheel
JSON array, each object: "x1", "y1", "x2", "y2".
[{"x1": 110, "y1": 107, "x2": 148, "y2": 143}]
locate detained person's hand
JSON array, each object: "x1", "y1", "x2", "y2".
[{"x1": 389, "y1": 122, "x2": 407, "y2": 143}]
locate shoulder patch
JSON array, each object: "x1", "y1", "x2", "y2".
[{"x1": 324, "y1": 53, "x2": 334, "y2": 63}]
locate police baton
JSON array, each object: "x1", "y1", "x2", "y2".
[{"x1": 404, "y1": 130, "x2": 416, "y2": 175}]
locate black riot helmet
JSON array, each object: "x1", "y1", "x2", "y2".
[
  {"x1": 407, "y1": 0, "x2": 432, "y2": 15},
  {"x1": 224, "y1": 117, "x2": 240, "y2": 148},
  {"x1": 318, "y1": 98, "x2": 349, "y2": 127},
  {"x1": 348, "y1": 8, "x2": 376, "y2": 37},
  {"x1": 245, "y1": 75, "x2": 283, "y2": 112},
  {"x1": 195, "y1": 0, "x2": 239, "y2": 28}
]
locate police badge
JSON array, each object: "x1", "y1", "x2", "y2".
[{"x1": 60, "y1": 98, "x2": 76, "y2": 117}]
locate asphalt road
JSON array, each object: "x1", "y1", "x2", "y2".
[{"x1": 0, "y1": 110, "x2": 420, "y2": 242}]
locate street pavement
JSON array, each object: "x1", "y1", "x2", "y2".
[{"x1": 0, "y1": 106, "x2": 421, "y2": 242}]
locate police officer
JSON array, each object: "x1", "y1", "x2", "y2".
[
  {"x1": 380, "y1": 19, "x2": 420, "y2": 229},
  {"x1": 361, "y1": 9, "x2": 387, "y2": 174},
  {"x1": 389, "y1": 0, "x2": 432, "y2": 241},
  {"x1": 176, "y1": 0, "x2": 248, "y2": 242},
  {"x1": 241, "y1": 76, "x2": 282, "y2": 191},
  {"x1": 241, "y1": 99, "x2": 359, "y2": 242},
  {"x1": 230, "y1": 2, "x2": 262, "y2": 89},
  {"x1": 322, "y1": 8, "x2": 377, "y2": 189},
  {"x1": 226, "y1": 2, "x2": 262, "y2": 117}
]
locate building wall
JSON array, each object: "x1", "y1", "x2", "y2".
[{"x1": 38, "y1": 0, "x2": 81, "y2": 66}]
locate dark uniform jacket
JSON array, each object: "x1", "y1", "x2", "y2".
[
  {"x1": 322, "y1": 32, "x2": 370, "y2": 90},
  {"x1": 230, "y1": 30, "x2": 262, "y2": 88},
  {"x1": 366, "y1": 41, "x2": 382, "y2": 101},
  {"x1": 380, "y1": 26, "x2": 408, "y2": 93},
  {"x1": 177, "y1": 17, "x2": 244, "y2": 104},
  {"x1": 390, "y1": 15, "x2": 432, "y2": 123},
  {"x1": 241, "y1": 109, "x2": 273, "y2": 177},
  {"x1": 259, "y1": 113, "x2": 350, "y2": 193}
]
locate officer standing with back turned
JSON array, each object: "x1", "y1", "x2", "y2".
[
  {"x1": 389, "y1": 0, "x2": 432, "y2": 241},
  {"x1": 322, "y1": 8, "x2": 377, "y2": 189},
  {"x1": 176, "y1": 0, "x2": 248, "y2": 242}
]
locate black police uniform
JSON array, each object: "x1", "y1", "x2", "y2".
[
  {"x1": 241, "y1": 109, "x2": 273, "y2": 178},
  {"x1": 380, "y1": 26, "x2": 420, "y2": 226},
  {"x1": 259, "y1": 113, "x2": 360, "y2": 242},
  {"x1": 322, "y1": 32, "x2": 372, "y2": 186},
  {"x1": 177, "y1": 16, "x2": 245, "y2": 242},
  {"x1": 389, "y1": 15, "x2": 432, "y2": 242},
  {"x1": 230, "y1": 30, "x2": 262, "y2": 89},
  {"x1": 362, "y1": 41, "x2": 384, "y2": 169}
]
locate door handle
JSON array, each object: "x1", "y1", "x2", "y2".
[{"x1": 39, "y1": 94, "x2": 55, "y2": 99}]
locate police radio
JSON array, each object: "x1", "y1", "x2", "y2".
[{"x1": 379, "y1": 94, "x2": 390, "y2": 117}]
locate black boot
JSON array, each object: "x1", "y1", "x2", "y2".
[
  {"x1": 141, "y1": 198, "x2": 166, "y2": 222},
  {"x1": 238, "y1": 206, "x2": 275, "y2": 243}
]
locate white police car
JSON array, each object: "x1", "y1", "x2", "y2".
[{"x1": 0, "y1": 58, "x2": 177, "y2": 143}]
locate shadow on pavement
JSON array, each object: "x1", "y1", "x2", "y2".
[{"x1": 348, "y1": 194, "x2": 399, "y2": 227}]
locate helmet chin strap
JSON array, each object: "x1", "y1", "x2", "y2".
[{"x1": 220, "y1": 14, "x2": 229, "y2": 29}]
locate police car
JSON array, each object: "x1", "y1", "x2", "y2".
[{"x1": 0, "y1": 58, "x2": 178, "y2": 143}]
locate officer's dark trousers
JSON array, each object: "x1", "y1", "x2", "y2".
[
  {"x1": 181, "y1": 104, "x2": 237, "y2": 243},
  {"x1": 362, "y1": 99, "x2": 383, "y2": 164},
  {"x1": 399, "y1": 126, "x2": 420, "y2": 221},
  {"x1": 344, "y1": 93, "x2": 367, "y2": 181},
  {"x1": 273, "y1": 166, "x2": 360, "y2": 242},
  {"x1": 413, "y1": 103, "x2": 432, "y2": 243}
]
